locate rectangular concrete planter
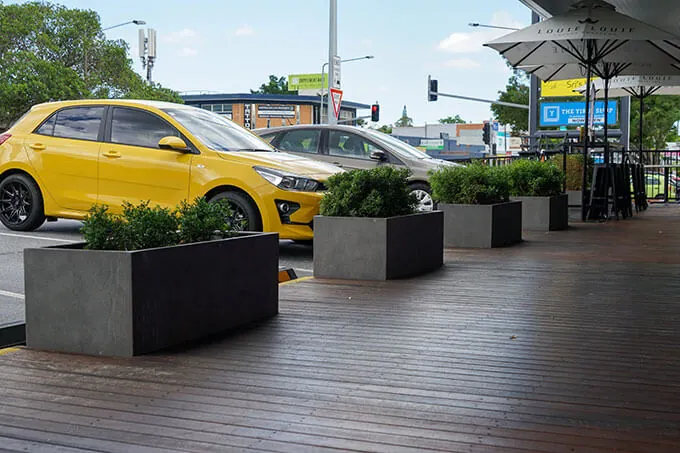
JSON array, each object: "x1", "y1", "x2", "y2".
[
  {"x1": 511, "y1": 194, "x2": 569, "y2": 231},
  {"x1": 313, "y1": 211, "x2": 443, "y2": 280},
  {"x1": 24, "y1": 232, "x2": 279, "y2": 357},
  {"x1": 439, "y1": 201, "x2": 522, "y2": 248},
  {"x1": 567, "y1": 190, "x2": 582, "y2": 207}
]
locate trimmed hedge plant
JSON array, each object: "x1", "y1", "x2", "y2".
[
  {"x1": 429, "y1": 163, "x2": 510, "y2": 205},
  {"x1": 551, "y1": 154, "x2": 593, "y2": 191},
  {"x1": 80, "y1": 198, "x2": 237, "y2": 251},
  {"x1": 506, "y1": 159, "x2": 563, "y2": 197},
  {"x1": 319, "y1": 166, "x2": 417, "y2": 218}
]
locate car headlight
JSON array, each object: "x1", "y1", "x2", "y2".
[{"x1": 254, "y1": 166, "x2": 320, "y2": 192}]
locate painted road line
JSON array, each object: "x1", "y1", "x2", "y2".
[
  {"x1": 280, "y1": 276, "x2": 314, "y2": 286},
  {"x1": 0, "y1": 232, "x2": 73, "y2": 242},
  {"x1": 296, "y1": 268, "x2": 313, "y2": 273},
  {"x1": 0, "y1": 347, "x2": 20, "y2": 356},
  {"x1": 0, "y1": 290, "x2": 24, "y2": 300}
]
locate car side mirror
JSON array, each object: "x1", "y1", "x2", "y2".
[
  {"x1": 370, "y1": 150, "x2": 386, "y2": 161},
  {"x1": 158, "y1": 136, "x2": 191, "y2": 152}
]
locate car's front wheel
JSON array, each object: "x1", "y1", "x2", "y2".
[
  {"x1": 0, "y1": 173, "x2": 46, "y2": 231},
  {"x1": 209, "y1": 191, "x2": 262, "y2": 232},
  {"x1": 409, "y1": 183, "x2": 434, "y2": 212}
]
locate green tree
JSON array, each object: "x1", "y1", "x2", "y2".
[
  {"x1": 631, "y1": 96, "x2": 680, "y2": 150},
  {"x1": 491, "y1": 73, "x2": 529, "y2": 136},
  {"x1": 439, "y1": 115, "x2": 466, "y2": 124},
  {"x1": 251, "y1": 75, "x2": 295, "y2": 95},
  {"x1": 0, "y1": 1, "x2": 182, "y2": 129},
  {"x1": 394, "y1": 106, "x2": 413, "y2": 127},
  {"x1": 377, "y1": 124, "x2": 392, "y2": 134}
]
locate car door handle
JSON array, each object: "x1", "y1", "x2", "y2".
[
  {"x1": 29, "y1": 143, "x2": 46, "y2": 151},
  {"x1": 102, "y1": 150, "x2": 122, "y2": 158}
]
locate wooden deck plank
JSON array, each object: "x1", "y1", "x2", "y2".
[{"x1": 0, "y1": 205, "x2": 679, "y2": 452}]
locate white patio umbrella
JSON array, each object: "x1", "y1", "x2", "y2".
[
  {"x1": 484, "y1": 0, "x2": 680, "y2": 220},
  {"x1": 576, "y1": 75, "x2": 680, "y2": 154}
]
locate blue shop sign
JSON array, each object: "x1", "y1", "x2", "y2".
[{"x1": 540, "y1": 101, "x2": 617, "y2": 126}]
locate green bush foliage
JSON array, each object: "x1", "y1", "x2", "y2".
[
  {"x1": 507, "y1": 159, "x2": 564, "y2": 197},
  {"x1": 319, "y1": 166, "x2": 417, "y2": 218},
  {"x1": 81, "y1": 198, "x2": 236, "y2": 251},
  {"x1": 550, "y1": 154, "x2": 593, "y2": 191},
  {"x1": 429, "y1": 163, "x2": 510, "y2": 205}
]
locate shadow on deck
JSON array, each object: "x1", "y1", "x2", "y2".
[{"x1": 0, "y1": 205, "x2": 679, "y2": 452}]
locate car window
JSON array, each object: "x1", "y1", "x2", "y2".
[
  {"x1": 111, "y1": 108, "x2": 179, "y2": 149},
  {"x1": 258, "y1": 133, "x2": 276, "y2": 144},
  {"x1": 328, "y1": 131, "x2": 379, "y2": 160},
  {"x1": 36, "y1": 115, "x2": 57, "y2": 136},
  {"x1": 49, "y1": 107, "x2": 104, "y2": 141},
  {"x1": 277, "y1": 130, "x2": 321, "y2": 154}
]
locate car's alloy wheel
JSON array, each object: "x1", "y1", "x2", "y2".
[
  {"x1": 411, "y1": 187, "x2": 434, "y2": 212},
  {"x1": 209, "y1": 191, "x2": 262, "y2": 232},
  {"x1": 0, "y1": 174, "x2": 45, "y2": 231}
]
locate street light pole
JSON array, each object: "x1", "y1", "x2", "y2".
[
  {"x1": 319, "y1": 55, "x2": 374, "y2": 123},
  {"x1": 467, "y1": 23, "x2": 520, "y2": 31},
  {"x1": 102, "y1": 19, "x2": 146, "y2": 32},
  {"x1": 327, "y1": 0, "x2": 338, "y2": 125}
]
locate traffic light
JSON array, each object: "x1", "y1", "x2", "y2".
[
  {"x1": 482, "y1": 122, "x2": 491, "y2": 145},
  {"x1": 371, "y1": 103, "x2": 380, "y2": 122},
  {"x1": 428, "y1": 76, "x2": 438, "y2": 101}
]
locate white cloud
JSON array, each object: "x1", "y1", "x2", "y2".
[
  {"x1": 234, "y1": 25, "x2": 254, "y2": 36},
  {"x1": 437, "y1": 11, "x2": 523, "y2": 54},
  {"x1": 177, "y1": 47, "x2": 198, "y2": 57},
  {"x1": 163, "y1": 28, "x2": 197, "y2": 44},
  {"x1": 444, "y1": 58, "x2": 481, "y2": 69}
]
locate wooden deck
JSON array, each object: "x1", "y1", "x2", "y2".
[{"x1": 1, "y1": 205, "x2": 679, "y2": 452}]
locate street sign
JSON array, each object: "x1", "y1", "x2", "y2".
[
  {"x1": 288, "y1": 73, "x2": 328, "y2": 91},
  {"x1": 332, "y1": 55, "x2": 341, "y2": 89},
  {"x1": 540, "y1": 77, "x2": 599, "y2": 97},
  {"x1": 540, "y1": 101, "x2": 617, "y2": 126},
  {"x1": 330, "y1": 88, "x2": 343, "y2": 119}
]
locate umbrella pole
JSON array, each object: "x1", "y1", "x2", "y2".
[
  {"x1": 639, "y1": 95, "x2": 644, "y2": 164},
  {"x1": 603, "y1": 78, "x2": 610, "y2": 218},
  {"x1": 581, "y1": 46, "x2": 593, "y2": 222}
]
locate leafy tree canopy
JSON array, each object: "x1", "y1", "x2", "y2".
[
  {"x1": 439, "y1": 115, "x2": 466, "y2": 124},
  {"x1": 251, "y1": 75, "x2": 295, "y2": 95},
  {"x1": 0, "y1": 1, "x2": 182, "y2": 129},
  {"x1": 631, "y1": 96, "x2": 680, "y2": 150},
  {"x1": 490, "y1": 73, "x2": 529, "y2": 136}
]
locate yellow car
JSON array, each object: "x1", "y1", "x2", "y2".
[{"x1": 0, "y1": 99, "x2": 342, "y2": 239}]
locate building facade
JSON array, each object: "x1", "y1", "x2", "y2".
[{"x1": 181, "y1": 93, "x2": 370, "y2": 130}]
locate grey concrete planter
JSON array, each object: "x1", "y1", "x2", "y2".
[
  {"x1": 313, "y1": 211, "x2": 443, "y2": 280},
  {"x1": 511, "y1": 194, "x2": 568, "y2": 231},
  {"x1": 24, "y1": 232, "x2": 279, "y2": 357},
  {"x1": 439, "y1": 201, "x2": 522, "y2": 248},
  {"x1": 567, "y1": 190, "x2": 582, "y2": 207}
]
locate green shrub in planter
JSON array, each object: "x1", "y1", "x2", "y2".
[
  {"x1": 429, "y1": 163, "x2": 510, "y2": 205},
  {"x1": 320, "y1": 166, "x2": 417, "y2": 218},
  {"x1": 507, "y1": 159, "x2": 563, "y2": 197},
  {"x1": 80, "y1": 198, "x2": 236, "y2": 251}
]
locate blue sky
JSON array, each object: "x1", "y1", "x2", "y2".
[{"x1": 15, "y1": 0, "x2": 532, "y2": 125}]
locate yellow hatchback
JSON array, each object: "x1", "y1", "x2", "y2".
[{"x1": 0, "y1": 99, "x2": 342, "y2": 240}]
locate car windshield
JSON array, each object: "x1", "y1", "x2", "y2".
[
  {"x1": 162, "y1": 107, "x2": 274, "y2": 152},
  {"x1": 362, "y1": 129, "x2": 431, "y2": 160}
]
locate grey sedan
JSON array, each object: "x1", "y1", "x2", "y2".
[{"x1": 254, "y1": 124, "x2": 462, "y2": 211}]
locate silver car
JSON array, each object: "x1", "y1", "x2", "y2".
[{"x1": 254, "y1": 124, "x2": 462, "y2": 211}]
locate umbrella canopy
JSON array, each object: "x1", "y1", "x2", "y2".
[
  {"x1": 576, "y1": 74, "x2": 680, "y2": 97},
  {"x1": 520, "y1": 61, "x2": 680, "y2": 82},
  {"x1": 484, "y1": 0, "x2": 680, "y2": 75}
]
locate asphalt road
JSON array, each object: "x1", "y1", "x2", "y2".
[{"x1": 0, "y1": 219, "x2": 314, "y2": 325}]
